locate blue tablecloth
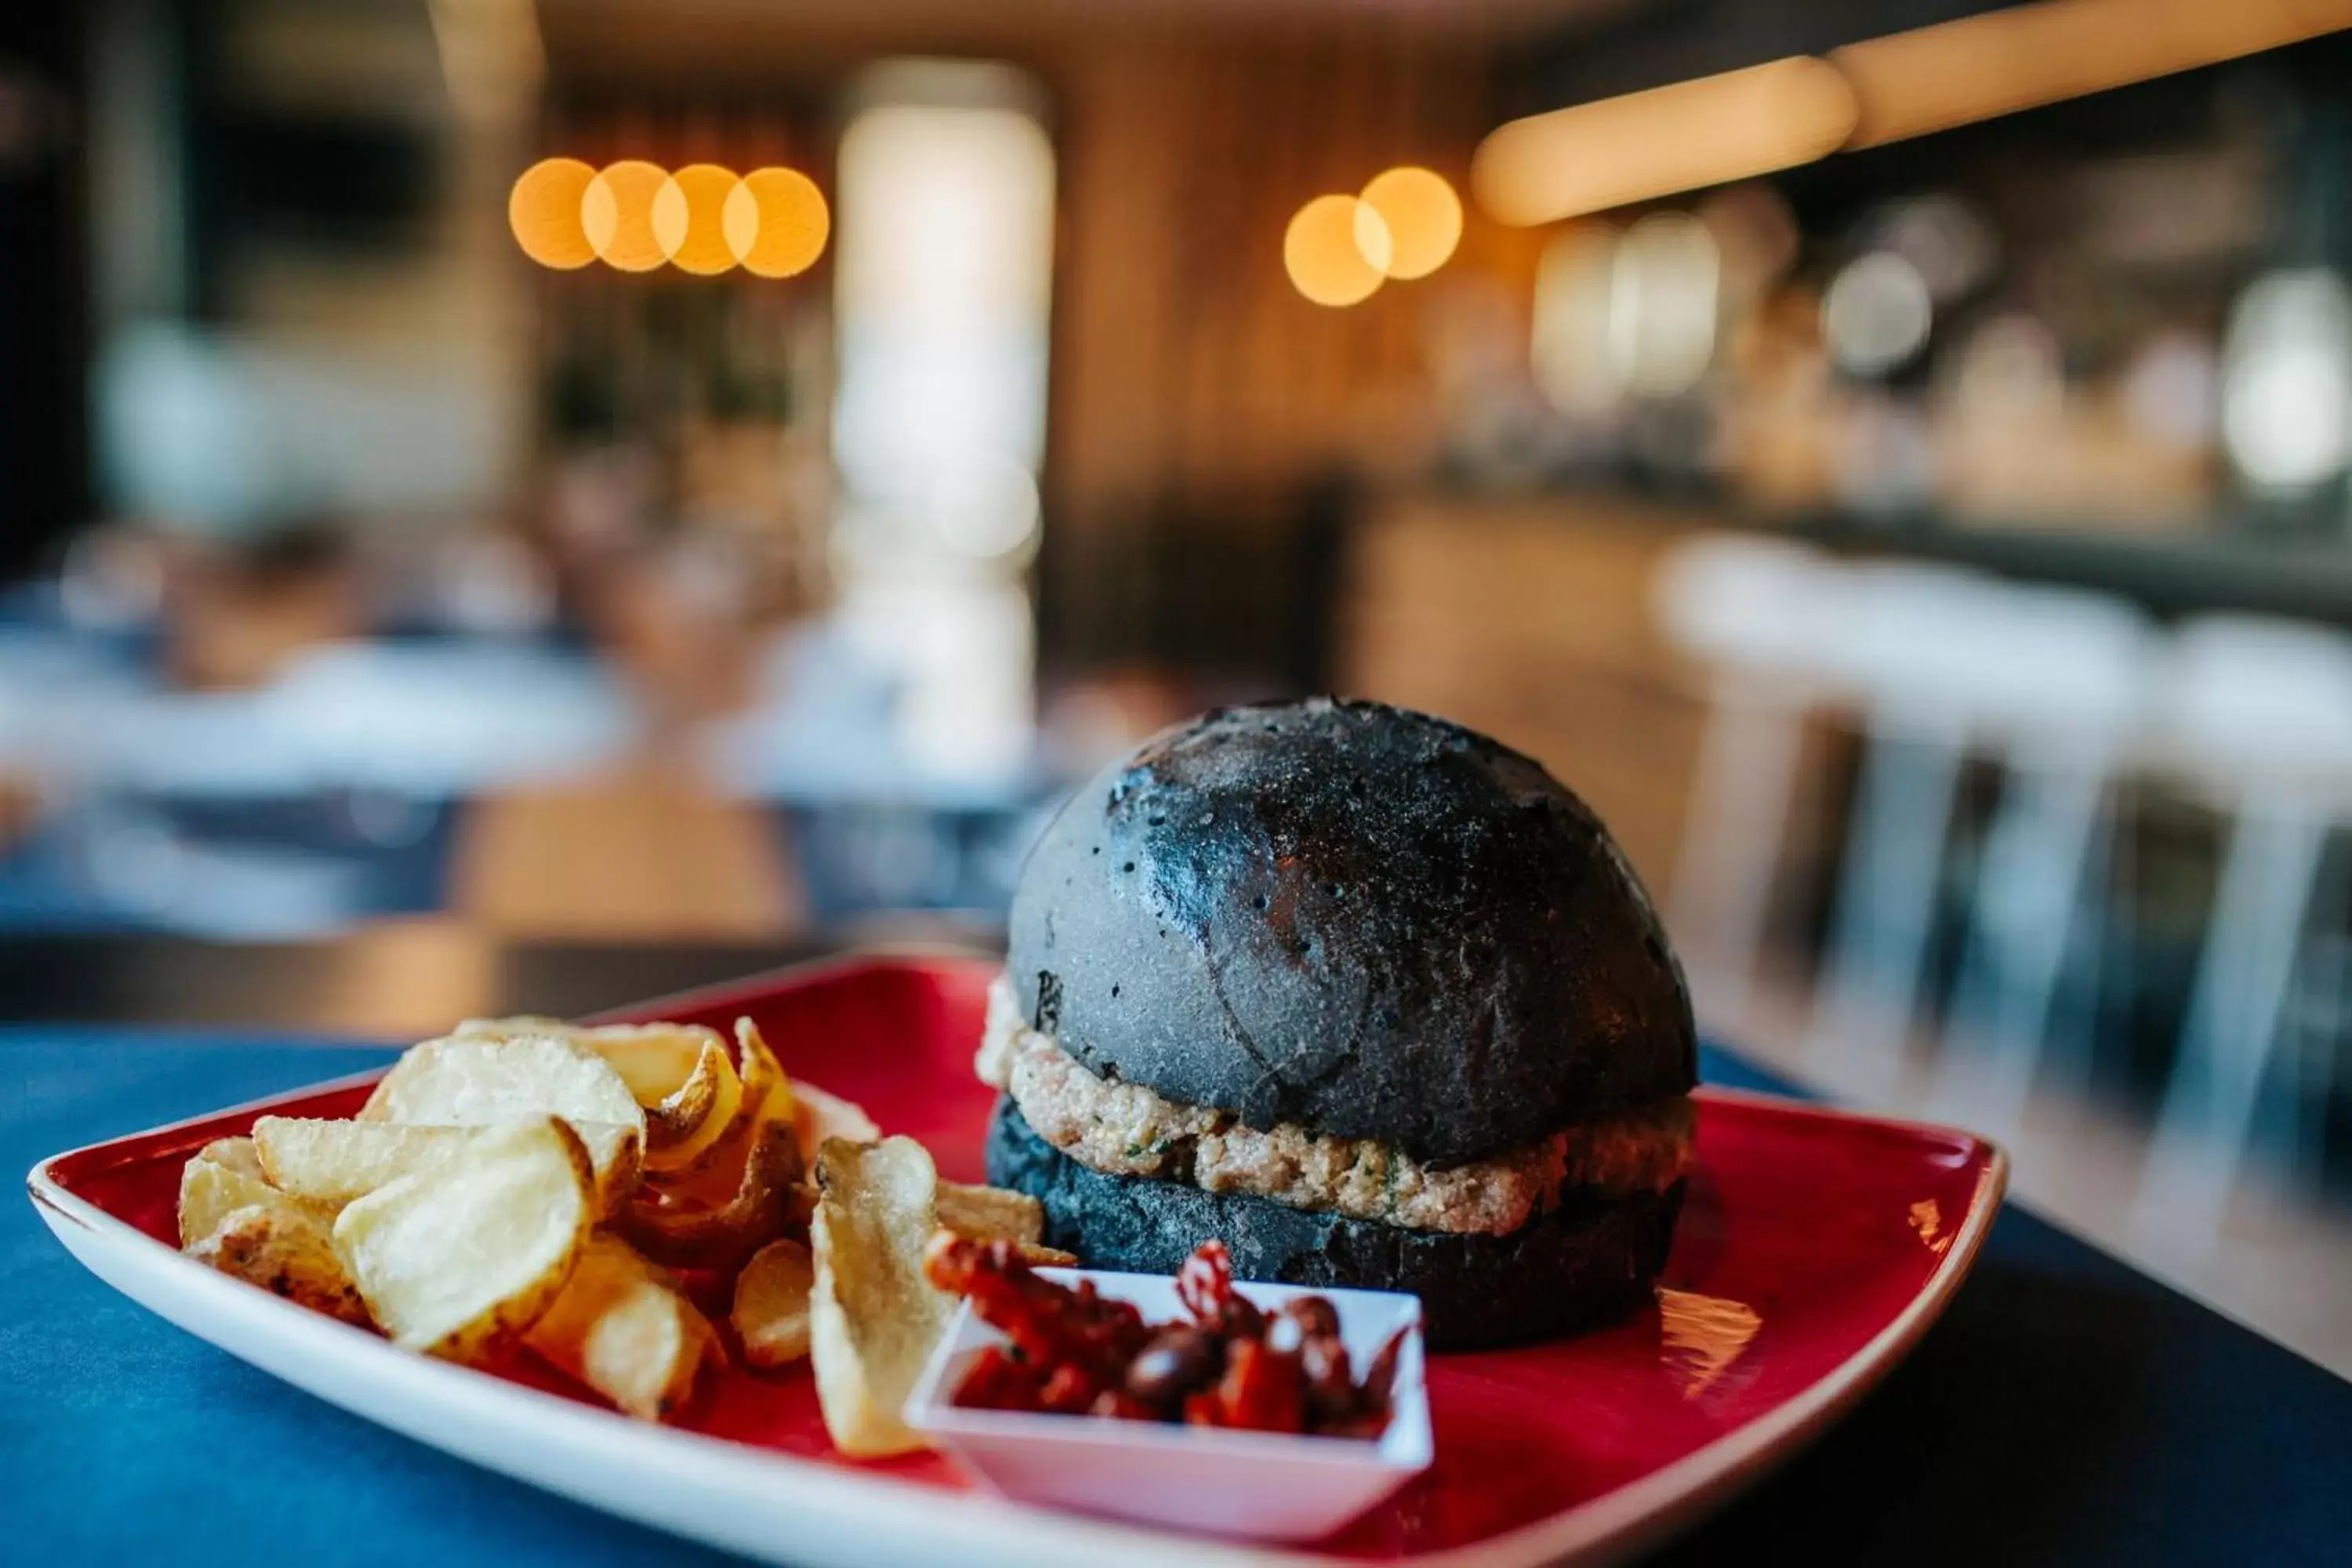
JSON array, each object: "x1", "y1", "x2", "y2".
[{"x1": 6, "y1": 1029, "x2": 2348, "y2": 1566}]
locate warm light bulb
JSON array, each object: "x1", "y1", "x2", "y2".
[
  {"x1": 581, "y1": 159, "x2": 672, "y2": 272},
  {"x1": 508, "y1": 157, "x2": 597, "y2": 269},
  {"x1": 654, "y1": 163, "x2": 744, "y2": 275},
  {"x1": 1357, "y1": 167, "x2": 1461, "y2": 280},
  {"x1": 1287, "y1": 194, "x2": 1388, "y2": 307},
  {"x1": 727, "y1": 167, "x2": 830, "y2": 279}
]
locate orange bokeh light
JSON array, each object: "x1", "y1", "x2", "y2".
[
  {"x1": 1286, "y1": 194, "x2": 1389, "y2": 307},
  {"x1": 654, "y1": 163, "x2": 745, "y2": 275},
  {"x1": 511, "y1": 157, "x2": 830, "y2": 278},
  {"x1": 581, "y1": 159, "x2": 672, "y2": 273},
  {"x1": 726, "y1": 167, "x2": 830, "y2": 279},
  {"x1": 1357, "y1": 166, "x2": 1461, "y2": 281},
  {"x1": 508, "y1": 158, "x2": 597, "y2": 270}
]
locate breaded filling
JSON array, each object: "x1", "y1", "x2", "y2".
[{"x1": 978, "y1": 972, "x2": 1693, "y2": 1236}]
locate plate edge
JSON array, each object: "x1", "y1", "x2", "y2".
[
  {"x1": 1408, "y1": 1140, "x2": 2009, "y2": 1568},
  {"x1": 24, "y1": 956, "x2": 2014, "y2": 1568},
  {"x1": 26, "y1": 1163, "x2": 1328, "y2": 1568}
]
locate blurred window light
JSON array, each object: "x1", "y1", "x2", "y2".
[
  {"x1": 833, "y1": 65, "x2": 1055, "y2": 532},
  {"x1": 829, "y1": 61, "x2": 1054, "y2": 786},
  {"x1": 1472, "y1": 58, "x2": 1857, "y2": 227},
  {"x1": 1533, "y1": 222, "x2": 1624, "y2": 416},
  {"x1": 840, "y1": 575, "x2": 1037, "y2": 782},
  {"x1": 582, "y1": 159, "x2": 671, "y2": 273},
  {"x1": 1831, "y1": 0, "x2": 2352, "y2": 151},
  {"x1": 654, "y1": 162, "x2": 744, "y2": 276},
  {"x1": 1357, "y1": 167, "x2": 1461, "y2": 281},
  {"x1": 927, "y1": 456, "x2": 1042, "y2": 563},
  {"x1": 1607, "y1": 212, "x2": 1720, "y2": 397},
  {"x1": 2222, "y1": 270, "x2": 2352, "y2": 495},
  {"x1": 1821, "y1": 252, "x2": 1933, "y2": 379},
  {"x1": 509, "y1": 156, "x2": 597, "y2": 270},
  {"x1": 728, "y1": 167, "x2": 830, "y2": 280},
  {"x1": 1286, "y1": 194, "x2": 1390, "y2": 307}
]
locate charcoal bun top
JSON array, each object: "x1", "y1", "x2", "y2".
[{"x1": 1005, "y1": 698, "x2": 1695, "y2": 1167}]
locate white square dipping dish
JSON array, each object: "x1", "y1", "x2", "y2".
[{"x1": 903, "y1": 1266, "x2": 1432, "y2": 1542}]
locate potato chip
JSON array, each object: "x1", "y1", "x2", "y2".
[
  {"x1": 620, "y1": 1118, "x2": 804, "y2": 1271},
  {"x1": 731, "y1": 1237, "x2": 815, "y2": 1369},
  {"x1": 177, "y1": 1138, "x2": 330, "y2": 1249},
  {"x1": 332, "y1": 1116, "x2": 593, "y2": 1359},
  {"x1": 524, "y1": 1233, "x2": 720, "y2": 1420},
  {"x1": 640, "y1": 1041, "x2": 748, "y2": 1178},
  {"x1": 190, "y1": 1203, "x2": 372, "y2": 1327},
  {"x1": 639, "y1": 1040, "x2": 728, "y2": 1146},
  {"x1": 934, "y1": 1182, "x2": 1045, "y2": 1247},
  {"x1": 452, "y1": 1013, "x2": 572, "y2": 1040},
  {"x1": 643, "y1": 1018, "x2": 793, "y2": 1196},
  {"x1": 364, "y1": 1031, "x2": 644, "y2": 1131},
  {"x1": 931, "y1": 1229, "x2": 1077, "y2": 1269},
  {"x1": 198, "y1": 1135, "x2": 267, "y2": 1181},
  {"x1": 357, "y1": 1033, "x2": 644, "y2": 1207},
  {"x1": 808, "y1": 1136, "x2": 953, "y2": 1457},
  {"x1": 460, "y1": 1018, "x2": 732, "y2": 1149},
  {"x1": 791, "y1": 1082, "x2": 880, "y2": 1165},
  {"x1": 253, "y1": 1115, "x2": 640, "y2": 1220}
]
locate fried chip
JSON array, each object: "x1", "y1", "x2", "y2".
[
  {"x1": 524, "y1": 1233, "x2": 721, "y2": 1421},
  {"x1": 253, "y1": 1115, "x2": 641, "y2": 1220},
  {"x1": 356, "y1": 1033, "x2": 644, "y2": 1210},
  {"x1": 177, "y1": 1137, "x2": 330, "y2": 1249},
  {"x1": 639, "y1": 1040, "x2": 728, "y2": 1147},
  {"x1": 198, "y1": 1136, "x2": 266, "y2": 1181},
  {"x1": 643, "y1": 1018, "x2": 794, "y2": 1197},
  {"x1": 808, "y1": 1136, "x2": 953, "y2": 1457},
  {"x1": 620, "y1": 1118, "x2": 804, "y2": 1271},
  {"x1": 364, "y1": 1031, "x2": 644, "y2": 1131},
  {"x1": 640, "y1": 1040, "x2": 749, "y2": 1179},
  {"x1": 331, "y1": 1116, "x2": 593, "y2": 1359},
  {"x1": 933, "y1": 1182, "x2": 1046, "y2": 1248},
  {"x1": 190, "y1": 1203, "x2": 372, "y2": 1327},
  {"x1": 791, "y1": 1082, "x2": 880, "y2": 1165},
  {"x1": 731, "y1": 1237, "x2": 815, "y2": 1370},
  {"x1": 460, "y1": 1018, "x2": 734, "y2": 1149}
]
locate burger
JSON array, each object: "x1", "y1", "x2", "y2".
[{"x1": 978, "y1": 698, "x2": 1697, "y2": 1350}]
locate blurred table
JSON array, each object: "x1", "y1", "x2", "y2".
[
  {"x1": 5, "y1": 950, "x2": 2347, "y2": 1566},
  {"x1": 0, "y1": 920, "x2": 1001, "y2": 1032}
]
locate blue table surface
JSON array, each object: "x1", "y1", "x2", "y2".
[{"x1": 6, "y1": 1028, "x2": 2349, "y2": 1566}]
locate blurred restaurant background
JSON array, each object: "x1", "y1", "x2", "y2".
[{"x1": 4, "y1": 0, "x2": 2352, "y2": 1372}]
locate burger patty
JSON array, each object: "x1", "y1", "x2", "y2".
[{"x1": 977, "y1": 972, "x2": 1695, "y2": 1236}]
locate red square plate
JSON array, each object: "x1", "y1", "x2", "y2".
[{"x1": 29, "y1": 953, "x2": 2004, "y2": 1567}]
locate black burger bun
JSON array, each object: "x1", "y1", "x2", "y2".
[
  {"x1": 1006, "y1": 697, "x2": 1696, "y2": 1166},
  {"x1": 985, "y1": 1096, "x2": 1684, "y2": 1351}
]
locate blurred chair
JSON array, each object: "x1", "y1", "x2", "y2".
[
  {"x1": 0, "y1": 638, "x2": 638, "y2": 938},
  {"x1": 700, "y1": 622, "x2": 1064, "y2": 924},
  {"x1": 2135, "y1": 615, "x2": 2352, "y2": 1256},
  {"x1": 1934, "y1": 584, "x2": 2155, "y2": 1129},
  {"x1": 1806, "y1": 559, "x2": 2013, "y2": 1095},
  {"x1": 1655, "y1": 533, "x2": 1849, "y2": 1017},
  {"x1": 259, "y1": 640, "x2": 637, "y2": 796}
]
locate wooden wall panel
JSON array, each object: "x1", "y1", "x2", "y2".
[
  {"x1": 1042, "y1": 25, "x2": 1499, "y2": 666},
  {"x1": 1336, "y1": 495, "x2": 1715, "y2": 892}
]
